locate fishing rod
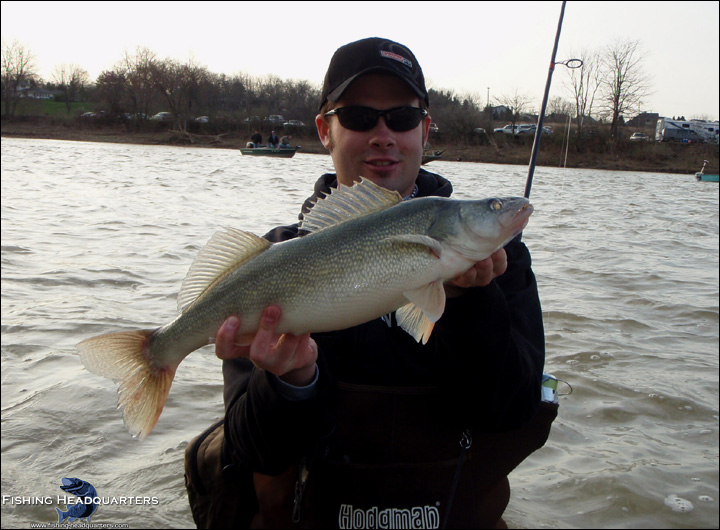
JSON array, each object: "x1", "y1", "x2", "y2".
[{"x1": 524, "y1": 0, "x2": 582, "y2": 200}]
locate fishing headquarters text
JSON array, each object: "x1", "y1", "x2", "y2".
[{"x1": 3, "y1": 496, "x2": 159, "y2": 506}]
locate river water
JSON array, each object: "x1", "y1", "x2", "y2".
[{"x1": 1, "y1": 137, "x2": 717, "y2": 529}]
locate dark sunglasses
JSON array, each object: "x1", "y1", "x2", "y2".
[{"x1": 324, "y1": 106, "x2": 428, "y2": 132}]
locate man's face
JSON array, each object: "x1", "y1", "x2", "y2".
[{"x1": 316, "y1": 74, "x2": 431, "y2": 197}]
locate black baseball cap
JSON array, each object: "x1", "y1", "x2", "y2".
[{"x1": 319, "y1": 37, "x2": 429, "y2": 110}]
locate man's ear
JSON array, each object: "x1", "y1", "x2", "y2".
[
  {"x1": 316, "y1": 114, "x2": 332, "y2": 149},
  {"x1": 422, "y1": 114, "x2": 431, "y2": 147}
]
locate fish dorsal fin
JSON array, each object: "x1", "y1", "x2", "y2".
[
  {"x1": 300, "y1": 177, "x2": 402, "y2": 233},
  {"x1": 178, "y1": 228, "x2": 270, "y2": 312},
  {"x1": 396, "y1": 279, "x2": 447, "y2": 344}
]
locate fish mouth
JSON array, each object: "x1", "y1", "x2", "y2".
[{"x1": 505, "y1": 202, "x2": 534, "y2": 238}]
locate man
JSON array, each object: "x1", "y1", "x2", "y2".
[
  {"x1": 267, "y1": 130, "x2": 279, "y2": 148},
  {"x1": 250, "y1": 129, "x2": 262, "y2": 147},
  {"x1": 186, "y1": 37, "x2": 554, "y2": 529}
]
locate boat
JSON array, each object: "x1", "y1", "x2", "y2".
[
  {"x1": 240, "y1": 146, "x2": 301, "y2": 158},
  {"x1": 695, "y1": 160, "x2": 719, "y2": 182},
  {"x1": 422, "y1": 149, "x2": 445, "y2": 165}
]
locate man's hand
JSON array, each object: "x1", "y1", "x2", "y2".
[
  {"x1": 445, "y1": 248, "x2": 507, "y2": 296},
  {"x1": 215, "y1": 306, "x2": 318, "y2": 387}
]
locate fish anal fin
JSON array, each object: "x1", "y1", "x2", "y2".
[
  {"x1": 300, "y1": 177, "x2": 402, "y2": 232},
  {"x1": 178, "y1": 228, "x2": 271, "y2": 312}
]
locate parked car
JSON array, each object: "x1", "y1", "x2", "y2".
[
  {"x1": 123, "y1": 112, "x2": 147, "y2": 120},
  {"x1": 429, "y1": 122, "x2": 439, "y2": 133},
  {"x1": 494, "y1": 124, "x2": 535, "y2": 135},
  {"x1": 494, "y1": 124, "x2": 552, "y2": 136},
  {"x1": 283, "y1": 120, "x2": 306, "y2": 127},
  {"x1": 629, "y1": 132, "x2": 649, "y2": 142},
  {"x1": 151, "y1": 112, "x2": 173, "y2": 121},
  {"x1": 80, "y1": 111, "x2": 107, "y2": 119},
  {"x1": 265, "y1": 115, "x2": 286, "y2": 125},
  {"x1": 473, "y1": 127, "x2": 487, "y2": 134},
  {"x1": 195, "y1": 116, "x2": 209, "y2": 123}
]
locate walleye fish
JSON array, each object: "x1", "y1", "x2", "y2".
[{"x1": 78, "y1": 178, "x2": 533, "y2": 439}]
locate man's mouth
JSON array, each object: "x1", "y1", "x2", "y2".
[{"x1": 367, "y1": 160, "x2": 396, "y2": 167}]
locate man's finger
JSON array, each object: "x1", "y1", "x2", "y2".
[
  {"x1": 250, "y1": 306, "x2": 282, "y2": 359},
  {"x1": 216, "y1": 316, "x2": 241, "y2": 360}
]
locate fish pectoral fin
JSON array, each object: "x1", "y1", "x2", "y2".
[
  {"x1": 396, "y1": 280, "x2": 447, "y2": 344},
  {"x1": 402, "y1": 280, "x2": 446, "y2": 322},
  {"x1": 178, "y1": 228, "x2": 271, "y2": 312},
  {"x1": 384, "y1": 234, "x2": 443, "y2": 258}
]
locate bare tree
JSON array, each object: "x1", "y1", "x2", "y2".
[
  {"x1": 598, "y1": 39, "x2": 652, "y2": 139},
  {"x1": 496, "y1": 89, "x2": 534, "y2": 130},
  {"x1": 118, "y1": 47, "x2": 156, "y2": 119},
  {"x1": 95, "y1": 69, "x2": 126, "y2": 117},
  {"x1": 151, "y1": 57, "x2": 210, "y2": 129},
  {"x1": 566, "y1": 48, "x2": 602, "y2": 136},
  {"x1": 1, "y1": 39, "x2": 38, "y2": 118},
  {"x1": 547, "y1": 96, "x2": 574, "y2": 118},
  {"x1": 52, "y1": 64, "x2": 90, "y2": 114}
]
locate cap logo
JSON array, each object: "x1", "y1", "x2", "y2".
[{"x1": 380, "y1": 50, "x2": 412, "y2": 68}]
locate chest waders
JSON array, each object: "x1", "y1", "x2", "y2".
[{"x1": 186, "y1": 383, "x2": 557, "y2": 529}]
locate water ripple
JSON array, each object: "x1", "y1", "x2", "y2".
[{"x1": 1, "y1": 138, "x2": 717, "y2": 530}]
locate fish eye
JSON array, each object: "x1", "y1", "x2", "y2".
[{"x1": 490, "y1": 200, "x2": 502, "y2": 211}]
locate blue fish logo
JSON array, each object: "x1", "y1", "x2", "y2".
[{"x1": 56, "y1": 477, "x2": 99, "y2": 523}]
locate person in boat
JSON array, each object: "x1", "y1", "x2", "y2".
[
  {"x1": 267, "y1": 130, "x2": 279, "y2": 148},
  {"x1": 279, "y1": 135, "x2": 292, "y2": 148},
  {"x1": 185, "y1": 37, "x2": 554, "y2": 529},
  {"x1": 251, "y1": 130, "x2": 262, "y2": 147}
]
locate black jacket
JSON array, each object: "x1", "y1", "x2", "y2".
[{"x1": 222, "y1": 169, "x2": 545, "y2": 474}]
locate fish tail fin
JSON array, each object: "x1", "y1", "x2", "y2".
[
  {"x1": 77, "y1": 329, "x2": 177, "y2": 440},
  {"x1": 56, "y1": 507, "x2": 68, "y2": 523}
]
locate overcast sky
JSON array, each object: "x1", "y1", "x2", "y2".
[{"x1": 2, "y1": 1, "x2": 718, "y2": 120}]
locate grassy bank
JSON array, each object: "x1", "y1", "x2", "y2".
[{"x1": 2, "y1": 116, "x2": 718, "y2": 175}]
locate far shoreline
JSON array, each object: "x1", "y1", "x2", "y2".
[{"x1": 2, "y1": 121, "x2": 717, "y2": 176}]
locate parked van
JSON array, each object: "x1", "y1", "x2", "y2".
[{"x1": 656, "y1": 118, "x2": 719, "y2": 143}]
